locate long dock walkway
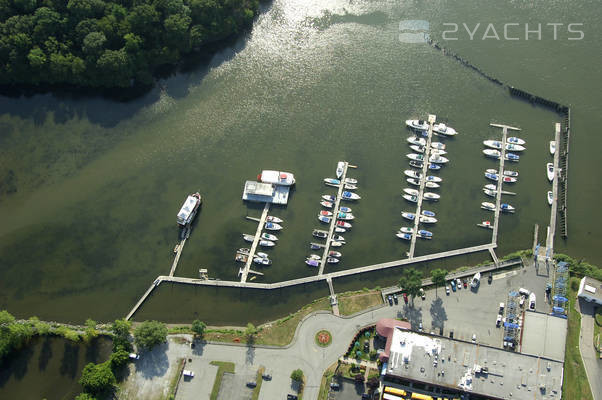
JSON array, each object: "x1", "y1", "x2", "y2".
[
  {"x1": 547, "y1": 123, "x2": 561, "y2": 257},
  {"x1": 125, "y1": 278, "x2": 161, "y2": 320},
  {"x1": 169, "y1": 238, "x2": 187, "y2": 277},
  {"x1": 240, "y1": 203, "x2": 270, "y2": 282},
  {"x1": 489, "y1": 123, "x2": 520, "y2": 245},
  {"x1": 319, "y1": 162, "x2": 349, "y2": 275},
  {"x1": 409, "y1": 114, "x2": 436, "y2": 258}
]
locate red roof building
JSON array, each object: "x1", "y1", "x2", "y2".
[{"x1": 375, "y1": 318, "x2": 411, "y2": 362}]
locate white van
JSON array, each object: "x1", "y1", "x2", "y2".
[{"x1": 519, "y1": 288, "x2": 530, "y2": 297}]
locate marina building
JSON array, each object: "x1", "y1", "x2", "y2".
[{"x1": 577, "y1": 276, "x2": 602, "y2": 306}]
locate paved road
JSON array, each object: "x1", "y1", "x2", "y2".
[{"x1": 578, "y1": 299, "x2": 601, "y2": 400}]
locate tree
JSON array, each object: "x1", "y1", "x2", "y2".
[
  {"x1": 399, "y1": 267, "x2": 423, "y2": 305},
  {"x1": 75, "y1": 393, "x2": 97, "y2": 400},
  {"x1": 111, "y1": 319, "x2": 132, "y2": 351},
  {"x1": 133, "y1": 320, "x2": 167, "y2": 351},
  {"x1": 191, "y1": 320, "x2": 206, "y2": 338},
  {"x1": 290, "y1": 369, "x2": 304, "y2": 382},
  {"x1": 84, "y1": 318, "x2": 98, "y2": 342},
  {"x1": 245, "y1": 322, "x2": 257, "y2": 338},
  {"x1": 79, "y1": 361, "x2": 116, "y2": 394},
  {"x1": 109, "y1": 346, "x2": 130, "y2": 369},
  {"x1": 430, "y1": 268, "x2": 448, "y2": 297},
  {"x1": 82, "y1": 31, "x2": 106, "y2": 57}
]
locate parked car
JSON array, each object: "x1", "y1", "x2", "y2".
[
  {"x1": 463, "y1": 279, "x2": 469, "y2": 288},
  {"x1": 387, "y1": 295, "x2": 393, "y2": 306},
  {"x1": 529, "y1": 293, "x2": 536, "y2": 310},
  {"x1": 488, "y1": 272, "x2": 493, "y2": 284},
  {"x1": 496, "y1": 314, "x2": 502, "y2": 327},
  {"x1": 456, "y1": 278, "x2": 462, "y2": 289},
  {"x1": 519, "y1": 297, "x2": 525, "y2": 307},
  {"x1": 128, "y1": 353, "x2": 139, "y2": 360},
  {"x1": 262, "y1": 371, "x2": 272, "y2": 380},
  {"x1": 450, "y1": 280, "x2": 456, "y2": 291},
  {"x1": 418, "y1": 322, "x2": 423, "y2": 332},
  {"x1": 246, "y1": 381, "x2": 257, "y2": 388},
  {"x1": 402, "y1": 293, "x2": 408, "y2": 303},
  {"x1": 449, "y1": 330, "x2": 454, "y2": 338},
  {"x1": 445, "y1": 286, "x2": 450, "y2": 295},
  {"x1": 393, "y1": 293, "x2": 398, "y2": 304},
  {"x1": 471, "y1": 334, "x2": 477, "y2": 343},
  {"x1": 364, "y1": 341, "x2": 370, "y2": 352},
  {"x1": 330, "y1": 382, "x2": 340, "y2": 390},
  {"x1": 287, "y1": 395, "x2": 298, "y2": 400},
  {"x1": 183, "y1": 370, "x2": 194, "y2": 377},
  {"x1": 419, "y1": 288, "x2": 426, "y2": 300},
  {"x1": 499, "y1": 302, "x2": 505, "y2": 314}
]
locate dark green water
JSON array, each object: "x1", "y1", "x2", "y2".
[
  {"x1": 0, "y1": 336, "x2": 112, "y2": 399},
  {"x1": 0, "y1": 0, "x2": 600, "y2": 325}
]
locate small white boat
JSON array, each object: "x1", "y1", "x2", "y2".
[
  {"x1": 344, "y1": 177, "x2": 358, "y2": 184},
  {"x1": 261, "y1": 232, "x2": 278, "y2": 241},
  {"x1": 431, "y1": 142, "x2": 446, "y2": 150},
  {"x1": 547, "y1": 191, "x2": 553, "y2": 205},
  {"x1": 422, "y1": 210, "x2": 435, "y2": 217},
  {"x1": 324, "y1": 178, "x2": 341, "y2": 185},
  {"x1": 407, "y1": 178, "x2": 420, "y2": 186},
  {"x1": 253, "y1": 257, "x2": 272, "y2": 266},
  {"x1": 425, "y1": 181, "x2": 440, "y2": 188},
  {"x1": 406, "y1": 119, "x2": 429, "y2": 131},
  {"x1": 312, "y1": 229, "x2": 328, "y2": 238},
  {"x1": 238, "y1": 248, "x2": 250, "y2": 254},
  {"x1": 396, "y1": 232, "x2": 412, "y2": 240},
  {"x1": 332, "y1": 234, "x2": 345, "y2": 242},
  {"x1": 256, "y1": 252, "x2": 269, "y2": 258},
  {"x1": 416, "y1": 230, "x2": 433, "y2": 239},
  {"x1": 308, "y1": 254, "x2": 321, "y2": 260},
  {"x1": 318, "y1": 215, "x2": 331, "y2": 223},
  {"x1": 242, "y1": 234, "x2": 255, "y2": 242},
  {"x1": 265, "y1": 222, "x2": 283, "y2": 231},
  {"x1": 507, "y1": 137, "x2": 526, "y2": 145},
  {"x1": 483, "y1": 149, "x2": 501, "y2": 158},
  {"x1": 429, "y1": 154, "x2": 449, "y2": 164},
  {"x1": 407, "y1": 153, "x2": 425, "y2": 162},
  {"x1": 433, "y1": 123, "x2": 457, "y2": 136},
  {"x1": 506, "y1": 143, "x2": 525, "y2": 152},
  {"x1": 403, "y1": 194, "x2": 418, "y2": 203},
  {"x1": 400, "y1": 227, "x2": 413, "y2": 233},
  {"x1": 506, "y1": 153, "x2": 520, "y2": 162},
  {"x1": 484, "y1": 140, "x2": 502, "y2": 150},
  {"x1": 330, "y1": 241, "x2": 344, "y2": 247},
  {"x1": 344, "y1": 183, "x2": 357, "y2": 190},
  {"x1": 407, "y1": 136, "x2": 426, "y2": 146},
  {"x1": 500, "y1": 203, "x2": 515, "y2": 213},
  {"x1": 336, "y1": 161, "x2": 345, "y2": 179},
  {"x1": 305, "y1": 259, "x2": 320, "y2": 267},
  {"x1": 424, "y1": 192, "x2": 440, "y2": 200},
  {"x1": 266, "y1": 216, "x2": 283, "y2": 223},
  {"x1": 327, "y1": 258, "x2": 339, "y2": 264},
  {"x1": 404, "y1": 169, "x2": 421, "y2": 179},
  {"x1": 420, "y1": 215, "x2": 437, "y2": 223},
  {"x1": 426, "y1": 175, "x2": 442, "y2": 183},
  {"x1": 334, "y1": 227, "x2": 346, "y2": 233},
  {"x1": 430, "y1": 148, "x2": 447, "y2": 155},
  {"x1": 340, "y1": 206, "x2": 352, "y2": 213},
  {"x1": 549, "y1": 141, "x2": 556, "y2": 155},
  {"x1": 403, "y1": 188, "x2": 419, "y2": 196},
  {"x1": 320, "y1": 210, "x2": 333, "y2": 217},
  {"x1": 336, "y1": 220, "x2": 352, "y2": 229},
  {"x1": 336, "y1": 212, "x2": 355, "y2": 221},
  {"x1": 409, "y1": 144, "x2": 425, "y2": 153},
  {"x1": 547, "y1": 163, "x2": 555, "y2": 182},
  {"x1": 322, "y1": 194, "x2": 336, "y2": 202},
  {"x1": 320, "y1": 200, "x2": 333, "y2": 209},
  {"x1": 483, "y1": 189, "x2": 496, "y2": 197},
  {"x1": 259, "y1": 239, "x2": 275, "y2": 247},
  {"x1": 341, "y1": 191, "x2": 361, "y2": 201},
  {"x1": 504, "y1": 170, "x2": 518, "y2": 177},
  {"x1": 477, "y1": 220, "x2": 493, "y2": 229},
  {"x1": 328, "y1": 251, "x2": 342, "y2": 258},
  {"x1": 259, "y1": 170, "x2": 295, "y2": 186},
  {"x1": 401, "y1": 212, "x2": 415, "y2": 220},
  {"x1": 481, "y1": 202, "x2": 496, "y2": 211},
  {"x1": 310, "y1": 242, "x2": 324, "y2": 250},
  {"x1": 483, "y1": 184, "x2": 497, "y2": 191}
]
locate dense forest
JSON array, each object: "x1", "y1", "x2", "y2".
[{"x1": 0, "y1": 0, "x2": 259, "y2": 88}]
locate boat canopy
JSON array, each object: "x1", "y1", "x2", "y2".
[
  {"x1": 177, "y1": 195, "x2": 199, "y2": 225},
  {"x1": 260, "y1": 170, "x2": 295, "y2": 186}
]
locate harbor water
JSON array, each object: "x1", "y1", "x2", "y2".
[{"x1": 0, "y1": 0, "x2": 601, "y2": 325}]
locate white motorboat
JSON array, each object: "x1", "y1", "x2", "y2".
[
  {"x1": 416, "y1": 230, "x2": 433, "y2": 239},
  {"x1": 406, "y1": 119, "x2": 429, "y2": 131},
  {"x1": 336, "y1": 212, "x2": 355, "y2": 221},
  {"x1": 423, "y1": 192, "x2": 440, "y2": 201},
  {"x1": 407, "y1": 136, "x2": 426, "y2": 146},
  {"x1": 506, "y1": 143, "x2": 525, "y2": 152},
  {"x1": 332, "y1": 234, "x2": 345, "y2": 242},
  {"x1": 322, "y1": 194, "x2": 336, "y2": 202},
  {"x1": 481, "y1": 202, "x2": 496, "y2": 211},
  {"x1": 256, "y1": 252, "x2": 269, "y2": 258},
  {"x1": 426, "y1": 175, "x2": 442, "y2": 183},
  {"x1": 308, "y1": 254, "x2": 321, "y2": 260},
  {"x1": 320, "y1": 210, "x2": 333, "y2": 217},
  {"x1": 334, "y1": 227, "x2": 346, "y2": 233},
  {"x1": 318, "y1": 215, "x2": 331, "y2": 223},
  {"x1": 344, "y1": 183, "x2": 357, "y2": 190},
  {"x1": 500, "y1": 203, "x2": 515, "y2": 213},
  {"x1": 483, "y1": 140, "x2": 502, "y2": 149},
  {"x1": 265, "y1": 222, "x2": 283, "y2": 231},
  {"x1": 420, "y1": 215, "x2": 437, "y2": 223},
  {"x1": 507, "y1": 137, "x2": 526, "y2": 145},
  {"x1": 407, "y1": 178, "x2": 420, "y2": 186},
  {"x1": 324, "y1": 178, "x2": 341, "y2": 186},
  {"x1": 399, "y1": 227, "x2": 413, "y2": 234},
  {"x1": 546, "y1": 163, "x2": 555, "y2": 182},
  {"x1": 431, "y1": 142, "x2": 446, "y2": 150},
  {"x1": 259, "y1": 170, "x2": 295, "y2": 186},
  {"x1": 396, "y1": 232, "x2": 412, "y2": 240},
  {"x1": 242, "y1": 234, "x2": 255, "y2": 242},
  {"x1": 259, "y1": 239, "x2": 275, "y2": 247},
  {"x1": 330, "y1": 241, "x2": 344, "y2": 247},
  {"x1": 328, "y1": 250, "x2": 342, "y2": 258},
  {"x1": 483, "y1": 184, "x2": 497, "y2": 191},
  {"x1": 504, "y1": 170, "x2": 518, "y2": 177},
  {"x1": 341, "y1": 191, "x2": 361, "y2": 201},
  {"x1": 327, "y1": 258, "x2": 339, "y2": 264},
  {"x1": 547, "y1": 191, "x2": 553, "y2": 205},
  {"x1": 404, "y1": 169, "x2": 421, "y2": 179},
  {"x1": 403, "y1": 194, "x2": 418, "y2": 203},
  {"x1": 433, "y1": 123, "x2": 457, "y2": 136},
  {"x1": 310, "y1": 242, "x2": 324, "y2": 250},
  {"x1": 312, "y1": 229, "x2": 328, "y2": 239},
  {"x1": 266, "y1": 216, "x2": 283, "y2": 223},
  {"x1": 483, "y1": 149, "x2": 501, "y2": 158},
  {"x1": 403, "y1": 188, "x2": 419, "y2": 196},
  {"x1": 425, "y1": 181, "x2": 440, "y2": 188},
  {"x1": 253, "y1": 257, "x2": 272, "y2": 266},
  {"x1": 506, "y1": 153, "x2": 520, "y2": 161},
  {"x1": 336, "y1": 220, "x2": 352, "y2": 229},
  {"x1": 409, "y1": 144, "x2": 425, "y2": 153},
  {"x1": 177, "y1": 192, "x2": 202, "y2": 226},
  {"x1": 477, "y1": 220, "x2": 493, "y2": 229},
  {"x1": 261, "y1": 232, "x2": 278, "y2": 241},
  {"x1": 320, "y1": 200, "x2": 333, "y2": 209},
  {"x1": 430, "y1": 148, "x2": 447, "y2": 155},
  {"x1": 549, "y1": 141, "x2": 556, "y2": 155},
  {"x1": 344, "y1": 177, "x2": 358, "y2": 184},
  {"x1": 429, "y1": 154, "x2": 449, "y2": 164},
  {"x1": 238, "y1": 248, "x2": 250, "y2": 254},
  {"x1": 340, "y1": 206, "x2": 352, "y2": 213},
  {"x1": 422, "y1": 210, "x2": 435, "y2": 217},
  {"x1": 407, "y1": 153, "x2": 425, "y2": 162},
  {"x1": 401, "y1": 212, "x2": 415, "y2": 220},
  {"x1": 305, "y1": 258, "x2": 319, "y2": 267},
  {"x1": 336, "y1": 161, "x2": 345, "y2": 179},
  {"x1": 483, "y1": 189, "x2": 496, "y2": 197}
]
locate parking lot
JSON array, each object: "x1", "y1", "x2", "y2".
[{"x1": 393, "y1": 259, "x2": 550, "y2": 348}]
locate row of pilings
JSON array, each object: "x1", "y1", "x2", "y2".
[{"x1": 427, "y1": 38, "x2": 570, "y2": 238}]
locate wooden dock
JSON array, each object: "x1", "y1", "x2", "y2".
[
  {"x1": 169, "y1": 238, "x2": 187, "y2": 277},
  {"x1": 240, "y1": 203, "x2": 270, "y2": 283},
  {"x1": 125, "y1": 278, "x2": 161, "y2": 321},
  {"x1": 318, "y1": 162, "x2": 349, "y2": 275},
  {"x1": 409, "y1": 114, "x2": 436, "y2": 258},
  {"x1": 546, "y1": 123, "x2": 561, "y2": 257},
  {"x1": 489, "y1": 123, "x2": 521, "y2": 245},
  {"x1": 559, "y1": 109, "x2": 570, "y2": 238}
]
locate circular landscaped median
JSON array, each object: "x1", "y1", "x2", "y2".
[{"x1": 315, "y1": 330, "x2": 332, "y2": 347}]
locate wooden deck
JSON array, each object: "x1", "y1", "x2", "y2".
[
  {"x1": 547, "y1": 123, "x2": 561, "y2": 257},
  {"x1": 409, "y1": 114, "x2": 436, "y2": 257},
  {"x1": 240, "y1": 203, "x2": 270, "y2": 282}
]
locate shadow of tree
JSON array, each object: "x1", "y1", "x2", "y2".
[
  {"x1": 246, "y1": 336, "x2": 255, "y2": 365},
  {"x1": 38, "y1": 337, "x2": 52, "y2": 372},
  {"x1": 402, "y1": 304, "x2": 423, "y2": 329},
  {"x1": 59, "y1": 342, "x2": 80, "y2": 379},
  {"x1": 137, "y1": 342, "x2": 170, "y2": 379},
  {"x1": 429, "y1": 297, "x2": 448, "y2": 331}
]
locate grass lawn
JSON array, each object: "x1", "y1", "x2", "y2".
[
  {"x1": 338, "y1": 290, "x2": 383, "y2": 316},
  {"x1": 251, "y1": 367, "x2": 264, "y2": 400},
  {"x1": 166, "y1": 358, "x2": 186, "y2": 400},
  {"x1": 209, "y1": 361, "x2": 235, "y2": 400},
  {"x1": 562, "y1": 277, "x2": 594, "y2": 400},
  {"x1": 204, "y1": 297, "x2": 331, "y2": 346},
  {"x1": 594, "y1": 307, "x2": 601, "y2": 356},
  {"x1": 317, "y1": 362, "x2": 338, "y2": 400}
]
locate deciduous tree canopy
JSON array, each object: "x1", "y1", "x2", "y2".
[{"x1": 0, "y1": 0, "x2": 259, "y2": 88}]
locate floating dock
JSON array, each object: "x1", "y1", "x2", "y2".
[
  {"x1": 318, "y1": 162, "x2": 350, "y2": 275},
  {"x1": 239, "y1": 203, "x2": 270, "y2": 282},
  {"x1": 242, "y1": 181, "x2": 290, "y2": 205},
  {"x1": 408, "y1": 114, "x2": 436, "y2": 258},
  {"x1": 546, "y1": 123, "x2": 561, "y2": 257}
]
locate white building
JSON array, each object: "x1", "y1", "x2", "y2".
[{"x1": 578, "y1": 276, "x2": 602, "y2": 306}]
